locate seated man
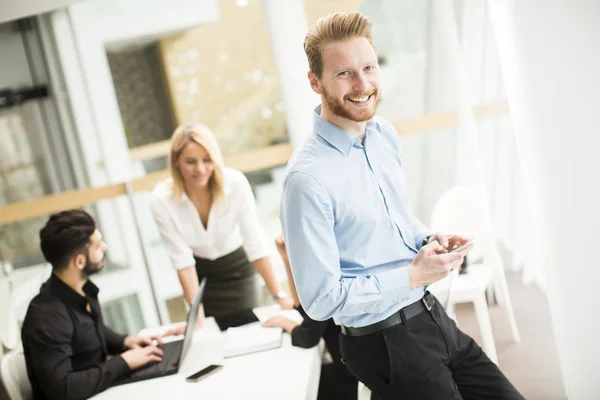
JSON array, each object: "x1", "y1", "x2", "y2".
[
  {"x1": 22, "y1": 210, "x2": 166, "y2": 400},
  {"x1": 263, "y1": 235, "x2": 358, "y2": 400}
]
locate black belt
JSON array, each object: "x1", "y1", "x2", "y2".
[{"x1": 340, "y1": 292, "x2": 435, "y2": 337}]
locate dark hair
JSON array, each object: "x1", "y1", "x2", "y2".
[{"x1": 39, "y1": 210, "x2": 96, "y2": 271}]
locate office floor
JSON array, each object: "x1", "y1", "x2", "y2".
[
  {"x1": 454, "y1": 272, "x2": 567, "y2": 400},
  {"x1": 0, "y1": 272, "x2": 566, "y2": 400}
]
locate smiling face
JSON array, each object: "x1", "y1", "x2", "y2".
[
  {"x1": 310, "y1": 37, "x2": 381, "y2": 123},
  {"x1": 176, "y1": 141, "x2": 215, "y2": 188}
]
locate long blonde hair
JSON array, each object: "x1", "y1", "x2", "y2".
[{"x1": 169, "y1": 123, "x2": 225, "y2": 203}]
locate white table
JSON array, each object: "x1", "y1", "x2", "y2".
[{"x1": 91, "y1": 317, "x2": 322, "y2": 400}]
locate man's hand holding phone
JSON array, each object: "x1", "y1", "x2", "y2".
[
  {"x1": 408, "y1": 236, "x2": 473, "y2": 289},
  {"x1": 426, "y1": 232, "x2": 471, "y2": 253}
]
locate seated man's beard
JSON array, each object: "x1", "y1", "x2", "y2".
[{"x1": 82, "y1": 257, "x2": 103, "y2": 277}]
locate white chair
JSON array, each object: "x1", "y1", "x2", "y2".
[
  {"x1": 0, "y1": 262, "x2": 20, "y2": 358},
  {"x1": 358, "y1": 381, "x2": 371, "y2": 400},
  {"x1": 427, "y1": 186, "x2": 520, "y2": 365},
  {"x1": 0, "y1": 347, "x2": 32, "y2": 400}
]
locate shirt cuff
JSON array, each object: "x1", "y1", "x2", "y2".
[
  {"x1": 109, "y1": 333, "x2": 128, "y2": 354},
  {"x1": 117, "y1": 334, "x2": 128, "y2": 353},
  {"x1": 416, "y1": 232, "x2": 434, "y2": 250},
  {"x1": 377, "y1": 266, "x2": 412, "y2": 302},
  {"x1": 244, "y1": 247, "x2": 270, "y2": 263},
  {"x1": 106, "y1": 355, "x2": 130, "y2": 380},
  {"x1": 172, "y1": 253, "x2": 196, "y2": 271}
]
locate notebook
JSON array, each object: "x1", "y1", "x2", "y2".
[
  {"x1": 252, "y1": 305, "x2": 303, "y2": 325},
  {"x1": 223, "y1": 322, "x2": 283, "y2": 358}
]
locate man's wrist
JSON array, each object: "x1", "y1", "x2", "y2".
[
  {"x1": 123, "y1": 336, "x2": 135, "y2": 350},
  {"x1": 421, "y1": 234, "x2": 434, "y2": 249}
]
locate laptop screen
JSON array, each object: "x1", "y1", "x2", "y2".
[{"x1": 179, "y1": 277, "x2": 206, "y2": 363}]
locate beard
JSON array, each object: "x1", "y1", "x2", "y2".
[
  {"x1": 322, "y1": 86, "x2": 380, "y2": 122},
  {"x1": 81, "y1": 253, "x2": 104, "y2": 278}
]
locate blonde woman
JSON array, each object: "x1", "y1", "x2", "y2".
[{"x1": 150, "y1": 123, "x2": 293, "y2": 320}]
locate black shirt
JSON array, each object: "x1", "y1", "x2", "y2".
[
  {"x1": 21, "y1": 274, "x2": 130, "y2": 400},
  {"x1": 291, "y1": 306, "x2": 358, "y2": 399},
  {"x1": 290, "y1": 306, "x2": 343, "y2": 364}
]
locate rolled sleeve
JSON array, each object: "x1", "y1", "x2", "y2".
[
  {"x1": 236, "y1": 172, "x2": 271, "y2": 262},
  {"x1": 171, "y1": 253, "x2": 196, "y2": 271},
  {"x1": 281, "y1": 172, "x2": 412, "y2": 323},
  {"x1": 149, "y1": 197, "x2": 195, "y2": 270}
]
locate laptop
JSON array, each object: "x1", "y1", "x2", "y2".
[{"x1": 115, "y1": 277, "x2": 207, "y2": 385}]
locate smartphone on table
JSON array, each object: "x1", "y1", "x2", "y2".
[{"x1": 186, "y1": 364, "x2": 223, "y2": 382}]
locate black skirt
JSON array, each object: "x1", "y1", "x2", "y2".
[{"x1": 194, "y1": 247, "x2": 259, "y2": 317}]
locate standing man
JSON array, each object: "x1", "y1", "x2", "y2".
[
  {"x1": 280, "y1": 11, "x2": 524, "y2": 399},
  {"x1": 22, "y1": 210, "x2": 166, "y2": 400}
]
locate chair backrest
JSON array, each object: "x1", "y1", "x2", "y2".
[
  {"x1": 0, "y1": 277, "x2": 20, "y2": 354},
  {"x1": 428, "y1": 186, "x2": 503, "y2": 310},
  {"x1": 0, "y1": 348, "x2": 32, "y2": 400},
  {"x1": 430, "y1": 186, "x2": 496, "y2": 263}
]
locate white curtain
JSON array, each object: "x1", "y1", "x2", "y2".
[
  {"x1": 0, "y1": 262, "x2": 20, "y2": 355},
  {"x1": 426, "y1": 0, "x2": 538, "y2": 288}
]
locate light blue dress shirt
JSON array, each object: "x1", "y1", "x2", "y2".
[{"x1": 280, "y1": 105, "x2": 432, "y2": 328}]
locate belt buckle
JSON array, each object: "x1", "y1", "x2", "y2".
[{"x1": 422, "y1": 295, "x2": 432, "y2": 311}]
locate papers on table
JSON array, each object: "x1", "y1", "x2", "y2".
[
  {"x1": 136, "y1": 305, "x2": 305, "y2": 358},
  {"x1": 224, "y1": 322, "x2": 282, "y2": 358},
  {"x1": 222, "y1": 306, "x2": 304, "y2": 358},
  {"x1": 252, "y1": 305, "x2": 304, "y2": 325}
]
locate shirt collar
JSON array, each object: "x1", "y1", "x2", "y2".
[
  {"x1": 46, "y1": 273, "x2": 99, "y2": 312},
  {"x1": 313, "y1": 104, "x2": 378, "y2": 156}
]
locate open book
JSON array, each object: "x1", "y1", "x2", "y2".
[{"x1": 224, "y1": 322, "x2": 283, "y2": 358}]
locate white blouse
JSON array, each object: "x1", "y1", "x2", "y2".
[{"x1": 150, "y1": 168, "x2": 271, "y2": 271}]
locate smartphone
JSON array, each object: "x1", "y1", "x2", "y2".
[
  {"x1": 449, "y1": 238, "x2": 476, "y2": 253},
  {"x1": 186, "y1": 364, "x2": 223, "y2": 382}
]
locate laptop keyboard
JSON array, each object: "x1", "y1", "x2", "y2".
[{"x1": 128, "y1": 340, "x2": 183, "y2": 378}]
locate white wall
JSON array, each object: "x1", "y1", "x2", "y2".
[
  {"x1": 0, "y1": 24, "x2": 32, "y2": 87},
  {"x1": 489, "y1": 1, "x2": 600, "y2": 398},
  {"x1": 263, "y1": 0, "x2": 319, "y2": 149},
  {"x1": 0, "y1": 0, "x2": 79, "y2": 24},
  {"x1": 45, "y1": 0, "x2": 220, "y2": 327},
  {"x1": 63, "y1": 0, "x2": 220, "y2": 186},
  {"x1": 421, "y1": 0, "x2": 533, "y2": 276}
]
